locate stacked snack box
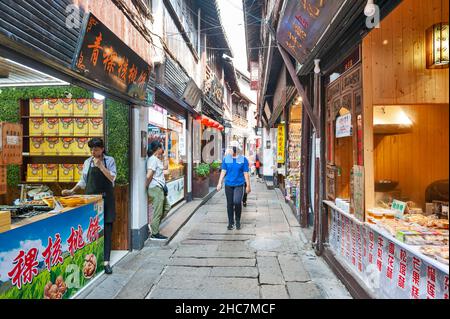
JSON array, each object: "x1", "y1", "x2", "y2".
[
  {"x1": 29, "y1": 118, "x2": 44, "y2": 136},
  {"x1": 59, "y1": 164, "x2": 74, "y2": 182},
  {"x1": 42, "y1": 164, "x2": 58, "y2": 182},
  {"x1": 74, "y1": 138, "x2": 90, "y2": 156},
  {"x1": 27, "y1": 164, "x2": 43, "y2": 182},
  {"x1": 89, "y1": 118, "x2": 103, "y2": 136},
  {"x1": 89, "y1": 99, "x2": 104, "y2": 117},
  {"x1": 30, "y1": 137, "x2": 45, "y2": 155},
  {"x1": 58, "y1": 98, "x2": 73, "y2": 116},
  {"x1": 74, "y1": 164, "x2": 84, "y2": 183},
  {"x1": 60, "y1": 137, "x2": 75, "y2": 155},
  {"x1": 45, "y1": 137, "x2": 59, "y2": 155},
  {"x1": 59, "y1": 118, "x2": 74, "y2": 136},
  {"x1": 74, "y1": 99, "x2": 89, "y2": 116},
  {"x1": 74, "y1": 118, "x2": 89, "y2": 136},
  {"x1": 44, "y1": 98, "x2": 59, "y2": 117},
  {"x1": 30, "y1": 99, "x2": 46, "y2": 117}
]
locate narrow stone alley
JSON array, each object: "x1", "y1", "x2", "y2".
[{"x1": 77, "y1": 178, "x2": 351, "y2": 299}]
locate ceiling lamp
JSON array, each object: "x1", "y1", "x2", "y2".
[
  {"x1": 426, "y1": 22, "x2": 449, "y2": 69},
  {"x1": 364, "y1": 0, "x2": 377, "y2": 17}
]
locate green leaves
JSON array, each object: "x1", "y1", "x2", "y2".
[{"x1": 194, "y1": 163, "x2": 211, "y2": 177}]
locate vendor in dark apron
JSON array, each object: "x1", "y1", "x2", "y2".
[{"x1": 62, "y1": 138, "x2": 117, "y2": 275}]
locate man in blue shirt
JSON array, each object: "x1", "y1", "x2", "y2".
[{"x1": 217, "y1": 141, "x2": 251, "y2": 230}]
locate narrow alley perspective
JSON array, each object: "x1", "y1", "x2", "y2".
[
  {"x1": 0, "y1": 0, "x2": 449, "y2": 307},
  {"x1": 76, "y1": 178, "x2": 351, "y2": 299}
]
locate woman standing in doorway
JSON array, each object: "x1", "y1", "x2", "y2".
[
  {"x1": 146, "y1": 141, "x2": 171, "y2": 240},
  {"x1": 217, "y1": 141, "x2": 251, "y2": 230}
]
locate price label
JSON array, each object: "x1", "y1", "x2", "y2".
[{"x1": 391, "y1": 199, "x2": 407, "y2": 218}]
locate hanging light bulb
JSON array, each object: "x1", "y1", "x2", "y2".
[
  {"x1": 364, "y1": 0, "x2": 377, "y2": 17},
  {"x1": 314, "y1": 59, "x2": 321, "y2": 74}
]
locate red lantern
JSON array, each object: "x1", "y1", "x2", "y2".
[
  {"x1": 201, "y1": 116, "x2": 209, "y2": 125},
  {"x1": 213, "y1": 121, "x2": 220, "y2": 128}
]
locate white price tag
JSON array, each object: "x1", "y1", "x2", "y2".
[{"x1": 315, "y1": 138, "x2": 320, "y2": 158}]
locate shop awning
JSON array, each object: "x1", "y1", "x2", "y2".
[{"x1": 156, "y1": 84, "x2": 200, "y2": 117}]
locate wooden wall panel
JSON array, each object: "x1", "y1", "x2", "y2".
[
  {"x1": 363, "y1": 0, "x2": 449, "y2": 105},
  {"x1": 373, "y1": 104, "x2": 449, "y2": 209}
]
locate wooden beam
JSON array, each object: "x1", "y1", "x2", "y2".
[{"x1": 277, "y1": 43, "x2": 318, "y2": 130}]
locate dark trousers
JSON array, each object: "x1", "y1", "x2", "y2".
[
  {"x1": 104, "y1": 223, "x2": 113, "y2": 262},
  {"x1": 243, "y1": 182, "x2": 248, "y2": 203},
  {"x1": 225, "y1": 185, "x2": 244, "y2": 226}
]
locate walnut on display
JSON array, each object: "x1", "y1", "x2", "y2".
[{"x1": 44, "y1": 275, "x2": 67, "y2": 299}]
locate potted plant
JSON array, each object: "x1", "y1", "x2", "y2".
[
  {"x1": 209, "y1": 160, "x2": 222, "y2": 187},
  {"x1": 192, "y1": 163, "x2": 210, "y2": 198}
]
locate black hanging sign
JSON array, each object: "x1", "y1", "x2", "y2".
[
  {"x1": 73, "y1": 13, "x2": 152, "y2": 101},
  {"x1": 277, "y1": 0, "x2": 345, "y2": 64}
]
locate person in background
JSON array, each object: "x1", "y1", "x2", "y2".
[
  {"x1": 255, "y1": 154, "x2": 262, "y2": 181},
  {"x1": 62, "y1": 138, "x2": 116, "y2": 275},
  {"x1": 146, "y1": 141, "x2": 171, "y2": 241},
  {"x1": 217, "y1": 141, "x2": 251, "y2": 230}
]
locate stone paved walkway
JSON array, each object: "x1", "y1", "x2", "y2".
[{"x1": 77, "y1": 177, "x2": 351, "y2": 299}]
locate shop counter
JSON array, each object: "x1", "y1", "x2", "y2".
[
  {"x1": 0, "y1": 196, "x2": 104, "y2": 299},
  {"x1": 324, "y1": 200, "x2": 448, "y2": 299}
]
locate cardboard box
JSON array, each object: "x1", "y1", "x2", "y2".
[
  {"x1": 89, "y1": 118, "x2": 103, "y2": 136},
  {"x1": 89, "y1": 99, "x2": 104, "y2": 117},
  {"x1": 58, "y1": 98, "x2": 73, "y2": 116},
  {"x1": 60, "y1": 137, "x2": 75, "y2": 155},
  {"x1": 74, "y1": 138, "x2": 90, "y2": 156},
  {"x1": 44, "y1": 98, "x2": 59, "y2": 117},
  {"x1": 74, "y1": 99, "x2": 89, "y2": 117},
  {"x1": 30, "y1": 137, "x2": 45, "y2": 155},
  {"x1": 45, "y1": 137, "x2": 60, "y2": 155},
  {"x1": 59, "y1": 118, "x2": 74, "y2": 136},
  {"x1": 27, "y1": 164, "x2": 43, "y2": 182},
  {"x1": 59, "y1": 164, "x2": 74, "y2": 182},
  {"x1": 74, "y1": 163, "x2": 84, "y2": 182},
  {"x1": 30, "y1": 99, "x2": 46, "y2": 116},
  {"x1": 74, "y1": 118, "x2": 89, "y2": 136},
  {"x1": 42, "y1": 164, "x2": 58, "y2": 182},
  {"x1": 29, "y1": 118, "x2": 44, "y2": 136},
  {"x1": 44, "y1": 118, "x2": 59, "y2": 136}
]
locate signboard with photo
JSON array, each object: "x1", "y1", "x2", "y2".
[{"x1": 0, "y1": 200, "x2": 104, "y2": 299}]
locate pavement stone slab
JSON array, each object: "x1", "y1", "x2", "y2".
[
  {"x1": 286, "y1": 282, "x2": 324, "y2": 299},
  {"x1": 169, "y1": 257, "x2": 256, "y2": 267},
  {"x1": 256, "y1": 256, "x2": 284, "y2": 285},
  {"x1": 278, "y1": 254, "x2": 311, "y2": 282},
  {"x1": 210, "y1": 266, "x2": 259, "y2": 278},
  {"x1": 261, "y1": 285, "x2": 289, "y2": 299}
]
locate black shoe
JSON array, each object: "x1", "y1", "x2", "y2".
[
  {"x1": 151, "y1": 233, "x2": 168, "y2": 240},
  {"x1": 104, "y1": 264, "x2": 113, "y2": 275},
  {"x1": 236, "y1": 223, "x2": 241, "y2": 230},
  {"x1": 227, "y1": 224, "x2": 234, "y2": 230}
]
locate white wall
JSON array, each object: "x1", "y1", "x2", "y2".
[
  {"x1": 131, "y1": 106, "x2": 149, "y2": 231},
  {"x1": 263, "y1": 127, "x2": 274, "y2": 177}
]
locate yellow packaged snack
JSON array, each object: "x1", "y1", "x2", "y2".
[
  {"x1": 30, "y1": 137, "x2": 45, "y2": 155},
  {"x1": 74, "y1": 164, "x2": 84, "y2": 182},
  {"x1": 43, "y1": 164, "x2": 58, "y2": 182},
  {"x1": 44, "y1": 118, "x2": 59, "y2": 136},
  {"x1": 60, "y1": 137, "x2": 75, "y2": 155},
  {"x1": 58, "y1": 98, "x2": 73, "y2": 116},
  {"x1": 27, "y1": 164, "x2": 43, "y2": 182},
  {"x1": 89, "y1": 99, "x2": 104, "y2": 117},
  {"x1": 30, "y1": 99, "x2": 46, "y2": 116},
  {"x1": 29, "y1": 118, "x2": 44, "y2": 136},
  {"x1": 45, "y1": 137, "x2": 60, "y2": 155},
  {"x1": 44, "y1": 98, "x2": 59, "y2": 117},
  {"x1": 59, "y1": 118, "x2": 74, "y2": 136},
  {"x1": 74, "y1": 99, "x2": 89, "y2": 116},
  {"x1": 59, "y1": 164, "x2": 74, "y2": 182},
  {"x1": 74, "y1": 138, "x2": 90, "y2": 156},
  {"x1": 74, "y1": 118, "x2": 89, "y2": 136},
  {"x1": 89, "y1": 118, "x2": 103, "y2": 136}
]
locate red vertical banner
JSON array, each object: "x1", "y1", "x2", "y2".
[{"x1": 250, "y1": 62, "x2": 259, "y2": 91}]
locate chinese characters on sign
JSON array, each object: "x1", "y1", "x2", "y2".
[
  {"x1": 73, "y1": 14, "x2": 152, "y2": 101},
  {"x1": 277, "y1": 0, "x2": 345, "y2": 64},
  {"x1": 277, "y1": 124, "x2": 285, "y2": 164},
  {"x1": 336, "y1": 113, "x2": 352, "y2": 138}
]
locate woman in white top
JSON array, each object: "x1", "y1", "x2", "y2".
[{"x1": 146, "y1": 141, "x2": 171, "y2": 240}]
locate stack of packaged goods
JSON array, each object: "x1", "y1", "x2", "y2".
[{"x1": 369, "y1": 208, "x2": 449, "y2": 264}]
